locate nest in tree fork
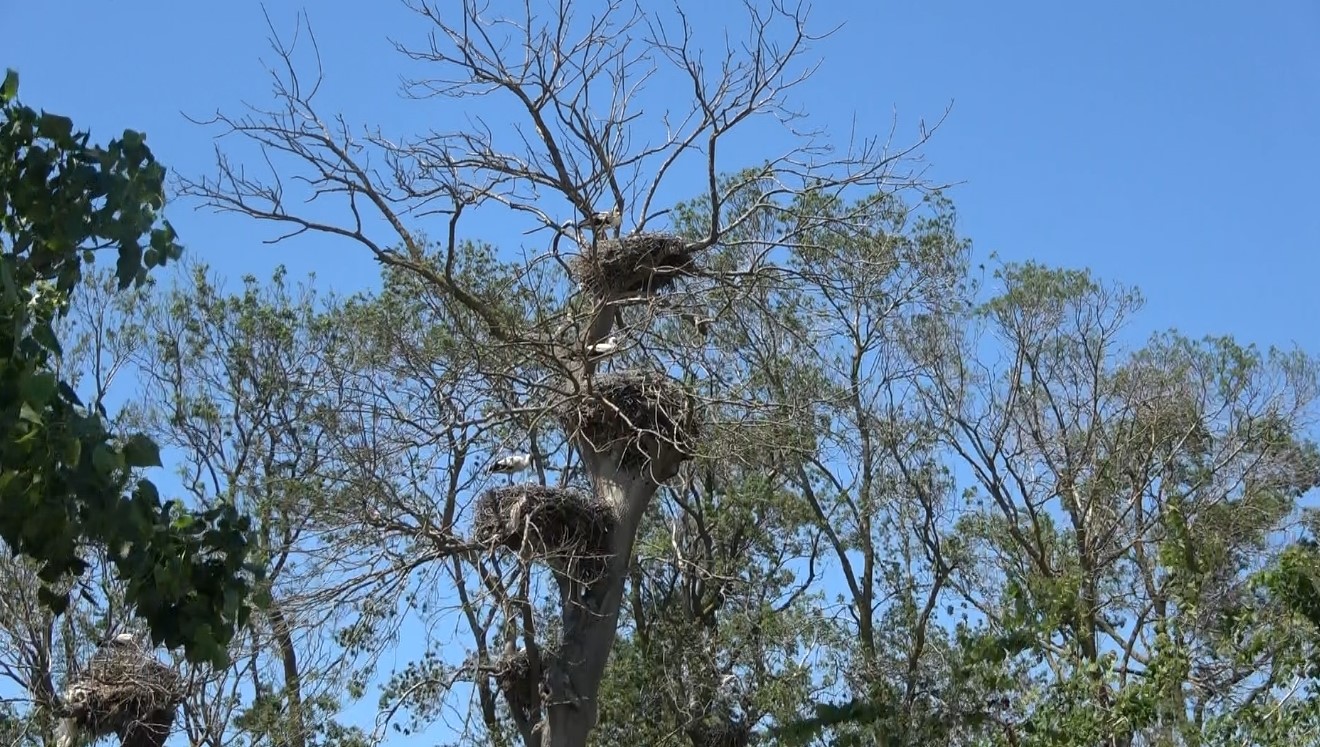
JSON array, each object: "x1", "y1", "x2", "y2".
[
  {"x1": 571, "y1": 233, "x2": 696, "y2": 297},
  {"x1": 60, "y1": 646, "x2": 185, "y2": 747},
  {"x1": 490, "y1": 645, "x2": 558, "y2": 724},
  {"x1": 560, "y1": 371, "x2": 700, "y2": 471},
  {"x1": 472, "y1": 485, "x2": 616, "y2": 582},
  {"x1": 688, "y1": 720, "x2": 752, "y2": 747}
]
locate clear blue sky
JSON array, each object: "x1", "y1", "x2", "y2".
[
  {"x1": 5, "y1": 0, "x2": 1317, "y2": 347},
  {"x1": 5, "y1": 0, "x2": 1319, "y2": 741}
]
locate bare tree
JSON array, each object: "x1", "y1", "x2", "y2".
[{"x1": 179, "y1": 1, "x2": 937, "y2": 744}]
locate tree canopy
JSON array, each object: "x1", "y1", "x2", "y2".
[
  {"x1": 1, "y1": 2, "x2": 1318, "y2": 747},
  {"x1": 0, "y1": 69, "x2": 259, "y2": 668}
]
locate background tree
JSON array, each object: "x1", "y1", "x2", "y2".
[
  {"x1": 0, "y1": 69, "x2": 259, "y2": 667},
  {"x1": 7, "y1": 2, "x2": 1318, "y2": 747}
]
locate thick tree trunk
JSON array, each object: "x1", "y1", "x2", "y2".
[{"x1": 540, "y1": 460, "x2": 667, "y2": 747}]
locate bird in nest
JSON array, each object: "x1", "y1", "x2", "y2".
[
  {"x1": 578, "y1": 206, "x2": 622, "y2": 232},
  {"x1": 99, "y1": 632, "x2": 138, "y2": 649},
  {"x1": 588, "y1": 336, "x2": 620, "y2": 357},
  {"x1": 489, "y1": 454, "x2": 533, "y2": 475}
]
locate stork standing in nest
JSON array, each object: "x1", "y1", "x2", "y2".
[
  {"x1": 489, "y1": 453, "x2": 532, "y2": 484},
  {"x1": 577, "y1": 206, "x2": 621, "y2": 233},
  {"x1": 588, "y1": 336, "x2": 620, "y2": 358}
]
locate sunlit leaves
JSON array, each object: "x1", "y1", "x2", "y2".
[{"x1": 0, "y1": 69, "x2": 260, "y2": 667}]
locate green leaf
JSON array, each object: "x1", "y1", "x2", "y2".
[
  {"x1": 90, "y1": 443, "x2": 122, "y2": 476},
  {"x1": 30, "y1": 321, "x2": 62, "y2": 355},
  {"x1": 21, "y1": 371, "x2": 58, "y2": 407},
  {"x1": 252, "y1": 586, "x2": 274, "y2": 610},
  {"x1": 64, "y1": 437, "x2": 82, "y2": 466},
  {"x1": 18, "y1": 403, "x2": 43, "y2": 425},
  {"x1": 116, "y1": 240, "x2": 142, "y2": 290},
  {"x1": 37, "y1": 586, "x2": 70, "y2": 614},
  {"x1": 0, "y1": 69, "x2": 17, "y2": 102},
  {"x1": 37, "y1": 112, "x2": 74, "y2": 142},
  {"x1": 121, "y1": 434, "x2": 162, "y2": 468}
]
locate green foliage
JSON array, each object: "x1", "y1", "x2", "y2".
[{"x1": 0, "y1": 69, "x2": 260, "y2": 666}]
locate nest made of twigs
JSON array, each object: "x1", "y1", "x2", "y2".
[
  {"x1": 688, "y1": 719, "x2": 753, "y2": 747},
  {"x1": 559, "y1": 370, "x2": 700, "y2": 471},
  {"x1": 472, "y1": 485, "x2": 616, "y2": 582},
  {"x1": 491, "y1": 645, "x2": 559, "y2": 723},
  {"x1": 62, "y1": 645, "x2": 184, "y2": 747},
  {"x1": 571, "y1": 233, "x2": 696, "y2": 297}
]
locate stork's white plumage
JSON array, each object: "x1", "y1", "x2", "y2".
[
  {"x1": 489, "y1": 454, "x2": 532, "y2": 474},
  {"x1": 62, "y1": 684, "x2": 91, "y2": 705},
  {"x1": 588, "y1": 336, "x2": 619, "y2": 356},
  {"x1": 99, "y1": 632, "x2": 136, "y2": 648},
  {"x1": 578, "y1": 206, "x2": 622, "y2": 231}
]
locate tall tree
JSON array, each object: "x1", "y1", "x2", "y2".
[
  {"x1": 179, "y1": 2, "x2": 937, "y2": 745},
  {"x1": 126, "y1": 263, "x2": 369, "y2": 747},
  {"x1": 906, "y1": 262, "x2": 1320, "y2": 745}
]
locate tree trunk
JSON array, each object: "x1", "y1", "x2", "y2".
[
  {"x1": 540, "y1": 459, "x2": 669, "y2": 746},
  {"x1": 268, "y1": 602, "x2": 307, "y2": 747}
]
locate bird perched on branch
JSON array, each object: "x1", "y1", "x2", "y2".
[
  {"x1": 578, "y1": 206, "x2": 622, "y2": 232},
  {"x1": 489, "y1": 454, "x2": 532, "y2": 474}
]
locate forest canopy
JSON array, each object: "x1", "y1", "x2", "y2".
[{"x1": 1, "y1": 2, "x2": 1318, "y2": 747}]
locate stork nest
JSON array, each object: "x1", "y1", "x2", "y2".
[
  {"x1": 571, "y1": 233, "x2": 696, "y2": 297},
  {"x1": 471, "y1": 485, "x2": 616, "y2": 583},
  {"x1": 687, "y1": 720, "x2": 753, "y2": 747},
  {"x1": 559, "y1": 371, "x2": 700, "y2": 471},
  {"x1": 61, "y1": 646, "x2": 184, "y2": 747},
  {"x1": 490, "y1": 645, "x2": 558, "y2": 724}
]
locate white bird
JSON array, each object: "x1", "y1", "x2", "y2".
[
  {"x1": 489, "y1": 454, "x2": 532, "y2": 474},
  {"x1": 578, "y1": 206, "x2": 622, "y2": 231},
  {"x1": 101, "y1": 632, "x2": 136, "y2": 648},
  {"x1": 588, "y1": 336, "x2": 620, "y2": 356}
]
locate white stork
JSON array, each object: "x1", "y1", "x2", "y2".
[
  {"x1": 489, "y1": 454, "x2": 533, "y2": 475},
  {"x1": 578, "y1": 206, "x2": 622, "y2": 232},
  {"x1": 100, "y1": 632, "x2": 137, "y2": 648},
  {"x1": 588, "y1": 336, "x2": 620, "y2": 357}
]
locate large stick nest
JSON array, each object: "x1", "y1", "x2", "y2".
[
  {"x1": 472, "y1": 485, "x2": 616, "y2": 583},
  {"x1": 571, "y1": 233, "x2": 696, "y2": 297},
  {"x1": 61, "y1": 645, "x2": 185, "y2": 747},
  {"x1": 559, "y1": 371, "x2": 700, "y2": 472},
  {"x1": 490, "y1": 645, "x2": 558, "y2": 724},
  {"x1": 687, "y1": 720, "x2": 752, "y2": 747}
]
